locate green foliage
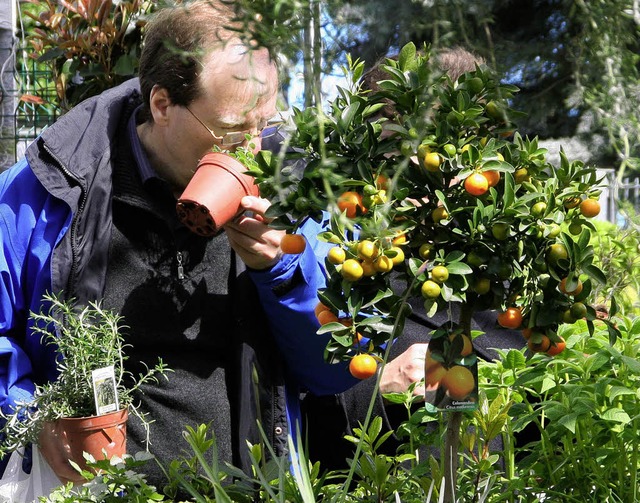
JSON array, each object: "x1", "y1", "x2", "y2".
[
  {"x1": 251, "y1": 43, "x2": 611, "y2": 366},
  {"x1": 43, "y1": 452, "x2": 166, "y2": 502},
  {"x1": 0, "y1": 293, "x2": 170, "y2": 456},
  {"x1": 20, "y1": 0, "x2": 154, "y2": 111},
  {"x1": 589, "y1": 211, "x2": 640, "y2": 316},
  {"x1": 477, "y1": 317, "x2": 640, "y2": 502}
]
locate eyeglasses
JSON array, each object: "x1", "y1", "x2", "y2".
[{"x1": 185, "y1": 106, "x2": 283, "y2": 146}]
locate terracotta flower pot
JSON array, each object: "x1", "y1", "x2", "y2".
[
  {"x1": 176, "y1": 152, "x2": 259, "y2": 237},
  {"x1": 39, "y1": 408, "x2": 128, "y2": 484}
]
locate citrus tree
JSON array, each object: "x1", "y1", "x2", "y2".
[{"x1": 249, "y1": 42, "x2": 613, "y2": 500}]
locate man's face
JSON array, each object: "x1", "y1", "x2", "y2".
[{"x1": 163, "y1": 43, "x2": 278, "y2": 191}]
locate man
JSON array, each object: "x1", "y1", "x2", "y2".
[{"x1": 0, "y1": 0, "x2": 356, "y2": 486}]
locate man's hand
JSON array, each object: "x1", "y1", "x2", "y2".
[
  {"x1": 379, "y1": 343, "x2": 429, "y2": 398},
  {"x1": 224, "y1": 196, "x2": 285, "y2": 270}
]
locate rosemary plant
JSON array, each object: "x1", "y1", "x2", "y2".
[{"x1": 0, "y1": 292, "x2": 170, "y2": 456}]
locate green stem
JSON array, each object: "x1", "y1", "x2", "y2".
[
  {"x1": 442, "y1": 303, "x2": 473, "y2": 503},
  {"x1": 630, "y1": 411, "x2": 638, "y2": 502}
]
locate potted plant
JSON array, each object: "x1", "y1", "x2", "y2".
[
  {"x1": 0, "y1": 292, "x2": 170, "y2": 483},
  {"x1": 176, "y1": 147, "x2": 260, "y2": 237},
  {"x1": 249, "y1": 43, "x2": 616, "y2": 501}
]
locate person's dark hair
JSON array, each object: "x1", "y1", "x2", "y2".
[{"x1": 138, "y1": 0, "x2": 238, "y2": 121}]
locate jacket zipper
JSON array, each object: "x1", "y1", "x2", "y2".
[
  {"x1": 176, "y1": 251, "x2": 185, "y2": 280},
  {"x1": 43, "y1": 144, "x2": 88, "y2": 294}
]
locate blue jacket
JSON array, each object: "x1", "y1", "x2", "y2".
[{"x1": 0, "y1": 79, "x2": 357, "y2": 467}]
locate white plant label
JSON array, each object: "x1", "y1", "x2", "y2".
[{"x1": 91, "y1": 365, "x2": 119, "y2": 415}]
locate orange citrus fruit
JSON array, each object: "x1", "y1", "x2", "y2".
[
  {"x1": 317, "y1": 309, "x2": 339, "y2": 325},
  {"x1": 546, "y1": 337, "x2": 566, "y2": 356},
  {"x1": 280, "y1": 234, "x2": 306, "y2": 254},
  {"x1": 349, "y1": 354, "x2": 378, "y2": 379},
  {"x1": 559, "y1": 277, "x2": 583, "y2": 296},
  {"x1": 425, "y1": 360, "x2": 447, "y2": 388},
  {"x1": 580, "y1": 199, "x2": 600, "y2": 218},
  {"x1": 442, "y1": 366, "x2": 475, "y2": 400},
  {"x1": 337, "y1": 191, "x2": 365, "y2": 218},
  {"x1": 528, "y1": 334, "x2": 551, "y2": 353},
  {"x1": 314, "y1": 302, "x2": 330, "y2": 318},
  {"x1": 464, "y1": 172, "x2": 489, "y2": 196},
  {"x1": 497, "y1": 307, "x2": 523, "y2": 329},
  {"x1": 482, "y1": 170, "x2": 500, "y2": 188},
  {"x1": 449, "y1": 333, "x2": 473, "y2": 357}
]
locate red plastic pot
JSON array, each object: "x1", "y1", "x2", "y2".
[
  {"x1": 176, "y1": 152, "x2": 259, "y2": 237},
  {"x1": 39, "y1": 409, "x2": 128, "y2": 484}
]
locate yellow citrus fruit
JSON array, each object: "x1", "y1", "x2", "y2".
[
  {"x1": 361, "y1": 260, "x2": 376, "y2": 277},
  {"x1": 421, "y1": 280, "x2": 441, "y2": 299},
  {"x1": 442, "y1": 366, "x2": 475, "y2": 400},
  {"x1": 390, "y1": 246, "x2": 405, "y2": 265},
  {"x1": 357, "y1": 240, "x2": 379, "y2": 260},
  {"x1": 392, "y1": 233, "x2": 407, "y2": 245},
  {"x1": 341, "y1": 259, "x2": 364, "y2": 281},
  {"x1": 423, "y1": 152, "x2": 442, "y2": 172},
  {"x1": 373, "y1": 255, "x2": 393, "y2": 273},
  {"x1": 432, "y1": 207, "x2": 449, "y2": 224},
  {"x1": 431, "y1": 265, "x2": 450, "y2": 284},
  {"x1": 514, "y1": 167, "x2": 530, "y2": 184},
  {"x1": 419, "y1": 243, "x2": 435, "y2": 259},
  {"x1": 327, "y1": 246, "x2": 346, "y2": 264}
]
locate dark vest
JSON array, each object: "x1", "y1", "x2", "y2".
[{"x1": 101, "y1": 105, "x2": 288, "y2": 485}]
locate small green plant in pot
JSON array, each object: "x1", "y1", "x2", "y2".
[{"x1": 0, "y1": 292, "x2": 170, "y2": 483}]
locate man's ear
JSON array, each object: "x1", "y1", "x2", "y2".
[{"x1": 149, "y1": 85, "x2": 172, "y2": 125}]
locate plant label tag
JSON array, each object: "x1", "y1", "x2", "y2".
[
  {"x1": 92, "y1": 365, "x2": 119, "y2": 416},
  {"x1": 424, "y1": 330, "x2": 479, "y2": 412}
]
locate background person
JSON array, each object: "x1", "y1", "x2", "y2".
[
  {"x1": 300, "y1": 46, "x2": 527, "y2": 469},
  {"x1": 0, "y1": 0, "x2": 357, "y2": 488}
]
